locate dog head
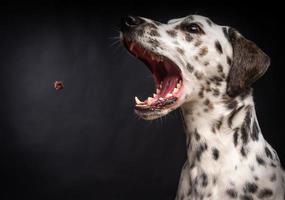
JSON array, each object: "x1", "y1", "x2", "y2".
[{"x1": 120, "y1": 15, "x2": 270, "y2": 120}]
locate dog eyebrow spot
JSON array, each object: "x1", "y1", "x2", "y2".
[
  {"x1": 215, "y1": 41, "x2": 223, "y2": 54},
  {"x1": 206, "y1": 19, "x2": 212, "y2": 26},
  {"x1": 166, "y1": 30, "x2": 177, "y2": 37}
]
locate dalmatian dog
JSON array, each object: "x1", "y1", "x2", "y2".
[{"x1": 120, "y1": 15, "x2": 285, "y2": 200}]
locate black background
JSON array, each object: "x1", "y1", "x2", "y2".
[{"x1": 0, "y1": 1, "x2": 284, "y2": 200}]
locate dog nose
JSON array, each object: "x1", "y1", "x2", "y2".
[{"x1": 121, "y1": 15, "x2": 144, "y2": 32}]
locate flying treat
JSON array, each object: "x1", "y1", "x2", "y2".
[{"x1": 54, "y1": 80, "x2": 64, "y2": 90}]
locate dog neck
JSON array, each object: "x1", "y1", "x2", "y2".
[{"x1": 180, "y1": 89, "x2": 265, "y2": 171}]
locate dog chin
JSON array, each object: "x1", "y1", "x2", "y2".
[{"x1": 134, "y1": 108, "x2": 173, "y2": 120}]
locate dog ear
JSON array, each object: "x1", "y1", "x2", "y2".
[{"x1": 226, "y1": 28, "x2": 270, "y2": 97}]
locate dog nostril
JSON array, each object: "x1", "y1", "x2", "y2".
[{"x1": 125, "y1": 15, "x2": 142, "y2": 27}]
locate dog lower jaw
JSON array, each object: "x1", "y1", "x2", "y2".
[{"x1": 134, "y1": 107, "x2": 173, "y2": 120}]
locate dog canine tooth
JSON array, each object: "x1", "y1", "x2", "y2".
[
  {"x1": 153, "y1": 93, "x2": 157, "y2": 98},
  {"x1": 177, "y1": 83, "x2": 181, "y2": 89},
  {"x1": 147, "y1": 97, "x2": 153, "y2": 105},
  {"x1": 173, "y1": 88, "x2": 179, "y2": 93},
  {"x1": 156, "y1": 89, "x2": 160, "y2": 94},
  {"x1": 135, "y1": 96, "x2": 143, "y2": 104},
  {"x1": 130, "y1": 42, "x2": 135, "y2": 51}
]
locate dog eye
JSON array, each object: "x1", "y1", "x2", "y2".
[{"x1": 184, "y1": 23, "x2": 202, "y2": 34}]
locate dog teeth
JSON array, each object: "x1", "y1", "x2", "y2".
[
  {"x1": 177, "y1": 83, "x2": 181, "y2": 89},
  {"x1": 159, "y1": 82, "x2": 163, "y2": 88},
  {"x1": 159, "y1": 97, "x2": 164, "y2": 101},
  {"x1": 156, "y1": 89, "x2": 160, "y2": 94},
  {"x1": 173, "y1": 88, "x2": 179, "y2": 93},
  {"x1": 130, "y1": 42, "x2": 135, "y2": 51},
  {"x1": 135, "y1": 96, "x2": 143, "y2": 104},
  {"x1": 166, "y1": 93, "x2": 173, "y2": 98},
  {"x1": 147, "y1": 97, "x2": 153, "y2": 105},
  {"x1": 153, "y1": 93, "x2": 157, "y2": 98}
]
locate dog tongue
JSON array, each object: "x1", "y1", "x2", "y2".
[{"x1": 160, "y1": 75, "x2": 179, "y2": 97}]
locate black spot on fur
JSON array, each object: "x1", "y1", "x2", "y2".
[
  {"x1": 223, "y1": 27, "x2": 230, "y2": 42},
  {"x1": 198, "y1": 86, "x2": 204, "y2": 98},
  {"x1": 148, "y1": 39, "x2": 160, "y2": 48},
  {"x1": 194, "y1": 40, "x2": 202, "y2": 47},
  {"x1": 217, "y1": 64, "x2": 224, "y2": 73},
  {"x1": 244, "y1": 110, "x2": 252, "y2": 126},
  {"x1": 166, "y1": 29, "x2": 177, "y2": 37},
  {"x1": 146, "y1": 23, "x2": 157, "y2": 29},
  {"x1": 213, "y1": 89, "x2": 220, "y2": 96},
  {"x1": 258, "y1": 188, "x2": 273, "y2": 198},
  {"x1": 233, "y1": 129, "x2": 239, "y2": 146},
  {"x1": 185, "y1": 33, "x2": 193, "y2": 42},
  {"x1": 176, "y1": 47, "x2": 185, "y2": 55},
  {"x1": 271, "y1": 162, "x2": 277, "y2": 168},
  {"x1": 227, "y1": 56, "x2": 232, "y2": 65},
  {"x1": 216, "y1": 117, "x2": 223, "y2": 130},
  {"x1": 204, "y1": 99, "x2": 210, "y2": 106},
  {"x1": 243, "y1": 182, "x2": 258, "y2": 193},
  {"x1": 194, "y1": 71, "x2": 203, "y2": 80},
  {"x1": 206, "y1": 19, "x2": 212, "y2": 26},
  {"x1": 209, "y1": 76, "x2": 223, "y2": 86},
  {"x1": 265, "y1": 146, "x2": 273, "y2": 159},
  {"x1": 194, "y1": 129, "x2": 201, "y2": 141},
  {"x1": 204, "y1": 61, "x2": 209, "y2": 66},
  {"x1": 199, "y1": 47, "x2": 208, "y2": 56},
  {"x1": 201, "y1": 173, "x2": 208, "y2": 187},
  {"x1": 270, "y1": 173, "x2": 277, "y2": 182},
  {"x1": 240, "y1": 195, "x2": 253, "y2": 200},
  {"x1": 196, "y1": 143, "x2": 208, "y2": 161},
  {"x1": 212, "y1": 148, "x2": 219, "y2": 160},
  {"x1": 241, "y1": 124, "x2": 248, "y2": 145},
  {"x1": 256, "y1": 155, "x2": 266, "y2": 166},
  {"x1": 186, "y1": 63, "x2": 194, "y2": 73},
  {"x1": 215, "y1": 41, "x2": 223, "y2": 54},
  {"x1": 228, "y1": 106, "x2": 244, "y2": 127},
  {"x1": 251, "y1": 120, "x2": 259, "y2": 141},
  {"x1": 226, "y1": 189, "x2": 238, "y2": 198},
  {"x1": 241, "y1": 146, "x2": 247, "y2": 157},
  {"x1": 227, "y1": 100, "x2": 238, "y2": 110}
]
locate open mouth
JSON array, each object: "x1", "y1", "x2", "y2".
[{"x1": 123, "y1": 39, "x2": 183, "y2": 113}]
